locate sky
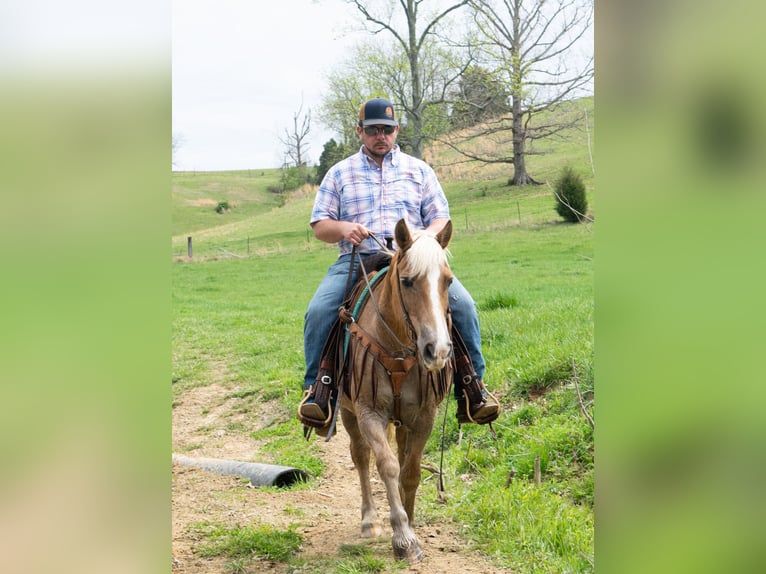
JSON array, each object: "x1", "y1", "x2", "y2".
[
  {"x1": 172, "y1": 0, "x2": 362, "y2": 171},
  {"x1": 172, "y1": 0, "x2": 594, "y2": 172}
]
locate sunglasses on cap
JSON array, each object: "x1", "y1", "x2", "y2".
[{"x1": 362, "y1": 125, "x2": 396, "y2": 136}]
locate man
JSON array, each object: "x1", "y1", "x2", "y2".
[{"x1": 299, "y1": 97, "x2": 499, "y2": 430}]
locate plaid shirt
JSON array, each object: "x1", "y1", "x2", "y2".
[{"x1": 310, "y1": 145, "x2": 450, "y2": 256}]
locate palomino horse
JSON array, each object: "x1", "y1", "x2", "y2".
[{"x1": 340, "y1": 218, "x2": 454, "y2": 564}]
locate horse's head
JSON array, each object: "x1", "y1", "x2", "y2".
[{"x1": 393, "y1": 218, "x2": 454, "y2": 371}]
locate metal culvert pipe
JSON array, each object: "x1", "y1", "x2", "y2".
[{"x1": 172, "y1": 454, "x2": 309, "y2": 487}]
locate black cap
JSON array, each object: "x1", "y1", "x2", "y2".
[{"x1": 358, "y1": 97, "x2": 398, "y2": 126}]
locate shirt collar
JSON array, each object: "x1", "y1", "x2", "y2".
[
  {"x1": 358, "y1": 144, "x2": 400, "y2": 167},
  {"x1": 389, "y1": 144, "x2": 400, "y2": 166}
]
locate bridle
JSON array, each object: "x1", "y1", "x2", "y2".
[{"x1": 352, "y1": 235, "x2": 418, "y2": 359}]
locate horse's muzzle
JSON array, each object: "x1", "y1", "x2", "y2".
[{"x1": 422, "y1": 340, "x2": 452, "y2": 371}]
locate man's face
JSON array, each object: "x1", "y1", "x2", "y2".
[{"x1": 357, "y1": 124, "x2": 398, "y2": 158}]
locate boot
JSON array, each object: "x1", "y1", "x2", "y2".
[
  {"x1": 297, "y1": 368, "x2": 333, "y2": 429},
  {"x1": 451, "y1": 325, "x2": 499, "y2": 425},
  {"x1": 457, "y1": 375, "x2": 500, "y2": 425},
  {"x1": 299, "y1": 315, "x2": 346, "y2": 432}
]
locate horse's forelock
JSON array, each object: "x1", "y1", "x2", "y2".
[{"x1": 400, "y1": 230, "x2": 450, "y2": 277}]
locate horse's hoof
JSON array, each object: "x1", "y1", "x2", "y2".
[
  {"x1": 394, "y1": 542, "x2": 424, "y2": 564},
  {"x1": 361, "y1": 523, "x2": 382, "y2": 538}
]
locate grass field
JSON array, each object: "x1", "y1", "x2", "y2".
[{"x1": 172, "y1": 98, "x2": 594, "y2": 572}]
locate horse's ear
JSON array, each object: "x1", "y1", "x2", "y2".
[
  {"x1": 395, "y1": 219, "x2": 413, "y2": 251},
  {"x1": 436, "y1": 220, "x2": 452, "y2": 249}
]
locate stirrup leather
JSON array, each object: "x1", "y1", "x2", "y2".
[{"x1": 452, "y1": 325, "x2": 500, "y2": 425}]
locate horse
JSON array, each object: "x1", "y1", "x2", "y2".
[{"x1": 340, "y1": 217, "x2": 454, "y2": 564}]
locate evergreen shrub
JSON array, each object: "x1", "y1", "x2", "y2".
[{"x1": 554, "y1": 166, "x2": 588, "y2": 223}]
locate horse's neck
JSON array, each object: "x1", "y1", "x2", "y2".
[{"x1": 361, "y1": 273, "x2": 410, "y2": 348}]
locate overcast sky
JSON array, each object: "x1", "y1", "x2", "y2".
[{"x1": 172, "y1": 0, "x2": 361, "y2": 171}]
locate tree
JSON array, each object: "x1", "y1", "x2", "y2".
[
  {"x1": 281, "y1": 101, "x2": 311, "y2": 167},
  {"x1": 318, "y1": 38, "x2": 457, "y2": 153},
  {"x1": 443, "y1": 0, "x2": 593, "y2": 185},
  {"x1": 316, "y1": 45, "x2": 395, "y2": 147},
  {"x1": 345, "y1": 0, "x2": 471, "y2": 159},
  {"x1": 450, "y1": 65, "x2": 510, "y2": 128},
  {"x1": 172, "y1": 133, "x2": 184, "y2": 169},
  {"x1": 554, "y1": 165, "x2": 588, "y2": 222},
  {"x1": 315, "y1": 139, "x2": 351, "y2": 184}
]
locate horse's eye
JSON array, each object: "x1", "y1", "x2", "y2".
[{"x1": 402, "y1": 277, "x2": 414, "y2": 288}]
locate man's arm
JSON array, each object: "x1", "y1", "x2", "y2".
[
  {"x1": 425, "y1": 217, "x2": 450, "y2": 235},
  {"x1": 311, "y1": 219, "x2": 371, "y2": 246}
]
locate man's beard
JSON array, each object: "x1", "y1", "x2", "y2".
[{"x1": 363, "y1": 144, "x2": 388, "y2": 160}]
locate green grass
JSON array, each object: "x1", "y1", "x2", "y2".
[
  {"x1": 171, "y1": 171, "x2": 320, "y2": 259},
  {"x1": 284, "y1": 542, "x2": 407, "y2": 574},
  {"x1": 479, "y1": 291, "x2": 519, "y2": 311},
  {"x1": 190, "y1": 522, "x2": 406, "y2": 573},
  {"x1": 192, "y1": 522, "x2": 302, "y2": 561},
  {"x1": 172, "y1": 169, "x2": 289, "y2": 235},
  {"x1": 334, "y1": 544, "x2": 396, "y2": 573},
  {"x1": 173, "y1": 98, "x2": 594, "y2": 572}
]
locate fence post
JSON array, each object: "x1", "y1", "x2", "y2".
[
  {"x1": 534, "y1": 455, "x2": 541, "y2": 486},
  {"x1": 187, "y1": 236, "x2": 193, "y2": 259}
]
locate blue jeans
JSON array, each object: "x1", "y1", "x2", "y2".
[{"x1": 303, "y1": 253, "x2": 486, "y2": 398}]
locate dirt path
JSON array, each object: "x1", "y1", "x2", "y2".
[{"x1": 172, "y1": 382, "x2": 511, "y2": 573}]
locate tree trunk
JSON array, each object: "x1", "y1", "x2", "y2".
[
  {"x1": 407, "y1": 0, "x2": 424, "y2": 159},
  {"x1": 509, "y1": 96, "x2": 539, "y2": 186}
]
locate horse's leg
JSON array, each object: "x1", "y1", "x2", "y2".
[
  {"x1": 340, "y1": 407, "x2": 381, "y2": 538},
  {"x1": 358, "y1": 411, "x2": 423, "y2": 564},
  {"x1": 398, "y1": 424, "x2": 431, "y2": 524},
  {"x1": 395, "y1": 424, "x2": 406, "y2": 467},
  {"x1": 395, "y1": 425, "x2": 407, "y2": 502}
]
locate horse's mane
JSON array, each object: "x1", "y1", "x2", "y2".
[{"x1": 396, "y1": 230, "x2": 450, "y2": 278}]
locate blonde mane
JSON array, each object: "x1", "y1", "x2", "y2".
[{"x1": 399, "y1": 230, "x2": 451, "y2": 277}]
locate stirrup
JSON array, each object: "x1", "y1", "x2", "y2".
[
  {"x1": 457, "y1": 380, "x2": 500, "y2": 426},
  {"x1": 297, "y1": 384, "x2": 333, "y2": 430}
]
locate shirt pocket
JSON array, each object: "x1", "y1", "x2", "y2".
[
  {"x1": 339, "y1": 178, "x2": 375, "y2": 221},
  {"x1": 386, "y1": 173, "x2": 423, "y2": 214}
]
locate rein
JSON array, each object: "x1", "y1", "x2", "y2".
[
  {"x1": 353, "y1": 245, "x2": 416, "y2": 359},
  {"x1": 367, "y1": 231, "x2": 395, "y2": 255}
]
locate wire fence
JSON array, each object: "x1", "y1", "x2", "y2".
[{"x1": 172, "y1": 192, "x2": 580, "y2": 261}]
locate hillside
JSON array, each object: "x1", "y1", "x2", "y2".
[{"x1": 171, "y1": 96, "x2": 594, "y2": 259}]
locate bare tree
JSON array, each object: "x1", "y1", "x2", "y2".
[
  {"x1": 281, "y1": 101, "x2": 311, "y2": 167},
  {"x1": 172, "y1": 132, "x2": 184, "y2": 169},
  {"x1": 345, "y1": 0, "x2": 471, "y2": 159},
  {"x1": 443, "y1": 0, "x2": 593, "y2": 185}
]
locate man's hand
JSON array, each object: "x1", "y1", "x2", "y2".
[
  {"x1": 312, "y1": 220, "x2": 371, "y2": 246},
  {"x1": 342, "y1": 222, "x2": 371, "y2": 246}
]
